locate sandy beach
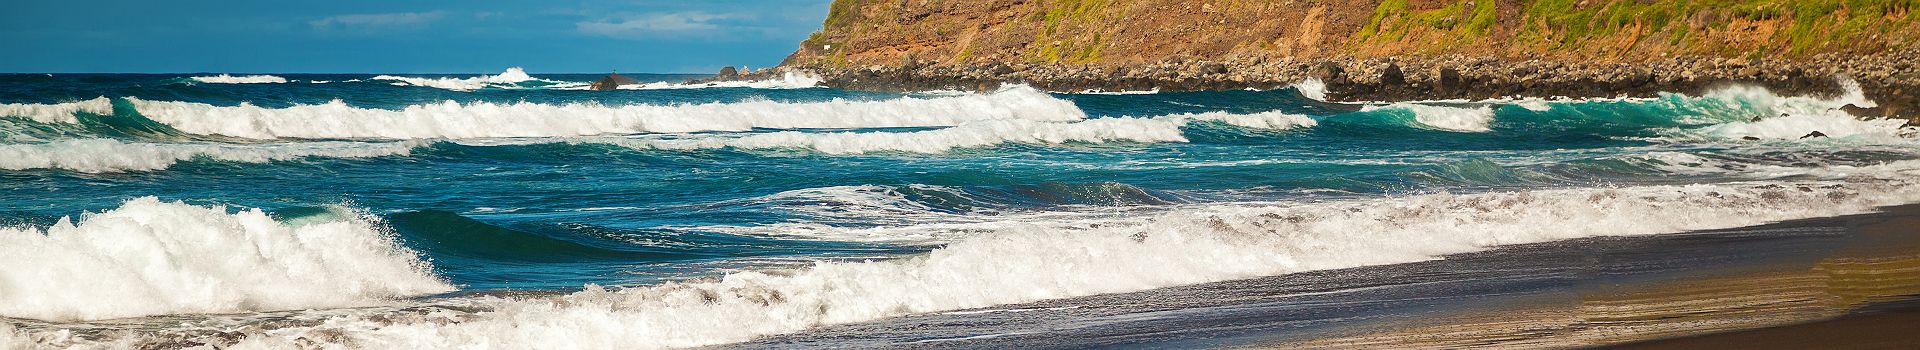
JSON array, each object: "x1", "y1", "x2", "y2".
[{"x1": 731, "y1": 203, "x2": 1920, "y2": 349}]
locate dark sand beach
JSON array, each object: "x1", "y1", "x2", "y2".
[{"x1": 731, "y1": 204, "x2": 1920, "y2": 349}]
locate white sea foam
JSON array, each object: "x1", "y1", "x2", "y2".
[
  {"x1": 189, "y1": 74, "x2": 289, "y2": 84},
  {"x1": 1181, "y1": 110, "x2": 1320, "y2": 129},
  {"x1": 1655, "y1": 80, "x2": 1916, "y2": 141},
  {"x1": 120, "y1": 86, "x2": 1084, "y2": 139},
  {"x1": 598, "y1": 110, "x2": 1314, "y2": 154},
  {"x1": 0, "y1": 139, "x2": 422, "y2": 173},
  {"x1": 135, "y1": 172, "x2": 1920, "y2": 349},
  {"x1": 1292, "y1": 78, "x2": 1328, "y2": 101},
  {"x1": 1360, "y1": 103, "x2": 1496, "y2": 132},
  {"x1": 1071, "y1": 88, "x2": 1162, "y2": 95},
  {"x1": 0, "y1": 198, "x2": 452, "y2": 322},
  {"x1": 372, "y1": 67, "x2": 555, "y2": 91},
  {"x1": 608, "y1": 118, "x2": 1183, "y2": 154},
  {"x1": 1697, "y1": 113, "x2": 1915, "y2": 141},
  {"x1": 1514, "y1": 98, "x2": 1554, "y2": 112},
  {"x1": 620, "y1": 71, "x2": 822, "y2": 90},
  {"x1": 684, "y1": 184, "x2": 1169, "y2": 244},
  {"x1": 1629, "y1": 150, "x2": 1920, "y2": 180},
  {"x1": 0, "y1": 98, "x2": 112, "y2": 124}
]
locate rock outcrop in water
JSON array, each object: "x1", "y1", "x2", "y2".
[{"x1": 761, "y1": 0, "x2": 1920, "y2": 120}]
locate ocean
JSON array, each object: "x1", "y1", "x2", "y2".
[{"x1": 2, "y1": 68, "x2": 1918, "y2": 348}]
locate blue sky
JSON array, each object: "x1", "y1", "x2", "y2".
[{"x1": 0, "y1": 0, "x2": 830, "y2": 73}]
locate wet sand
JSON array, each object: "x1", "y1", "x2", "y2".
[
  {"x1": 733, "y1": 204, "x2": 1920, "y2": 349},
  {"x1": 1601, "y1": 308, "x2": 1920, "y2": 350}
]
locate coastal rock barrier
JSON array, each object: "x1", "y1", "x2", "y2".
[{"x1": 761, "y1": 49, "x2": 1919, "y2": 122}]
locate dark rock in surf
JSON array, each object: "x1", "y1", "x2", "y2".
[{"x1": 590, "y1": 72, "x2": 640, "y2": 91}]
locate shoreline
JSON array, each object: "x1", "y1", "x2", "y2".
[
  {"x1": 737, "y1": 49, "x2": 1920, "y2": 122},
  {"x1": 1599, "y1": 307, "x2": 1920, "y2": 349},
  {"x1": 729, "y1": 203, "x2": 1920, "y2": 349}
]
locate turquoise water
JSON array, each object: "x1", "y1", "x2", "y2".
[{"x1": 2, "y1": 70, "x2": 1918, "y2": 348}]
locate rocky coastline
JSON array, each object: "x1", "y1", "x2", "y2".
[{"x1": 751, "y1": 48, "x2": 1920, "y2": 121}]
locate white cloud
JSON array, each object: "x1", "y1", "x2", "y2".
[
  {"x1": 310, "y1": 11, "x2": 447, "y2": 29},
  {"x1": 576, "y1": 12, "x2": 763, "y2": 39}
]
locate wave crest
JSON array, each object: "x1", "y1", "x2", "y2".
[
  {"x1": 0, "y1": 198, "x2": 452, "y2": 322},
  {"x1": 1360, "y1": 103, "x2": 1496, "y2": 132},
  {"x1": 171, "y1": 176, "x2": 1920, "y2": 349},
  {"x1": 120, "y1": 87, "x2": 1083, "y2": 139},
  {"x1": 0, "y1": 139, "x2": 422, "y2": 173},
  {"x1": 0, "y1": 98, "x2": 112, "y2": 124},
  {"x1": 189, "y1": 74, "x2": 288, "y2": 84},
  {"x1": 599, "y1": 110, "x2": 1313, "y2": 154},
  {"x1": 621, "y1": 71, "x2": 822, "y2": 90},
  {"x1": 372, "y1": 67, "x2": 580, "y2": 91}
]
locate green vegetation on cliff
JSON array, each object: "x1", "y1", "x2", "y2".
[{"x1": 787, "y1": 0, "x2": 1920, "y2": 68}]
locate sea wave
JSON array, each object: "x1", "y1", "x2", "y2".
[
  {"x1": 189, "y1": 74, "x2": 289, "y2": 84},
  {"x1": 618, "y1": 71, "x2": 822, "y2": 90},
  {"x1": 116, "y1": 86, "x2": 1082, "y2": 139},
  {"x1": 690, "y1": 183, "x2": 1181, "y2": 243},
  {"x1": 1678, "y1": 82, "x2": 1910, "y2": 141},
  {"x1": 1292, "y1": 78, "x2": 1329, "y2": 101},
  {"x1": 0, "y1": 139, "x2": 422, "y2": 173},
  {"x1": 1625, "y1": 148, "x2": 1920, "y2": 180},
  {"x1": 593, "y1": 110, "x2": 1314, "y2": 154},
  {"x1": 0, "y1": 197, "x2": 452, "y2": 322},
  {"x1": 1069, "y1": 88, "x2": 1163, "y2": 95},
  {"x1": 1358, "y1": 103, "x2": 1496, "y2": 132},
  {"x1": 0, "y1": 98, "x2": 112, "y2": 124},
  {"x1": 152, "y1": 173, "x2": 1920, "y2": 349},
  {"x1": 1483, "y1": 78, "x2": 1911, "y2": 141},
  {"x1": 372, "y1": 67, "x2": 582, "y2": 91},
  {"x1": 1696, "y1": 113, "x2": 1915, "y2": 141}
]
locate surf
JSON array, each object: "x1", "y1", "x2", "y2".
[
  {"x1": 0, "y1": 197, "x2": 451, "y2": 322},
  {"x1": 21, "y1": 172, "x2": 1920, "y2": 348}
]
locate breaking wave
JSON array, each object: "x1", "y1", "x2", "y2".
[
  {"x1": 84, "y1": 172, "x2": 1915, "y2": 349},
  {"x1": 620, "y1": 71, "x2": 822, "y2": 90},
  {"x1": 116, "y1": 87, "x2": 1082, "y2": 139},
  {"x1": 1697, "y1": 113, "x2": 1915, "y2": 141},
  {"x1": 1359, "y1": 103, "x2": 1496, "y2": 132},
  {"x1": 0, "y1": 198, "x2": 452, "y2": 322},
  {"x1": 1490, "y1": 78, "x2": 1911, "y2": 142},
  {"x1": 0, "y1": 139, "x2": 422, "y2": 173},
  {"x1": 1677, "y1": 83, "x2": 1913, "y2": 141},
  {"x1": 0, "y1": 98, "x2": 112, "y2": 124},
  {"x1": 1292, "y1": 78, "x2": 1328, "y2": 101},
  {"x1": 188, "y1": 74, "x2": 288, "y2": 84},
  {"x1": 601, "y1": 110, "x2": 1313, "y2": 154},
  {"x1": 372, "y1": 67, "x2": 581, "y2": 91}
]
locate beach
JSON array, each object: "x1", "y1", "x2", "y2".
[
  {"x1": 733, "y1": 204, "x2": 1920, "y2": 348},
  {"x1": 4, "y1": 69, "x2": 1919, "y2": 348}
]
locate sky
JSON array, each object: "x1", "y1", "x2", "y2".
[{"x1": 0, "y1": 0, "x2": 831, "y2": 73}]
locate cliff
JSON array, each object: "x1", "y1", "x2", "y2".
[
  {"x1": 773, "y1": 0, "x2": 1920, "y2": 117},
  {"x1": 788, "y1": 0, "x2": 1919, "y2": 66}
]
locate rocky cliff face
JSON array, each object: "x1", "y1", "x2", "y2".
[
  {"x1": 774, "y1": 0, "x2": 1920, "y2": 118},
  {"x1": 788, "y1": 0, "x2": 1918, "y2": 67}
]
